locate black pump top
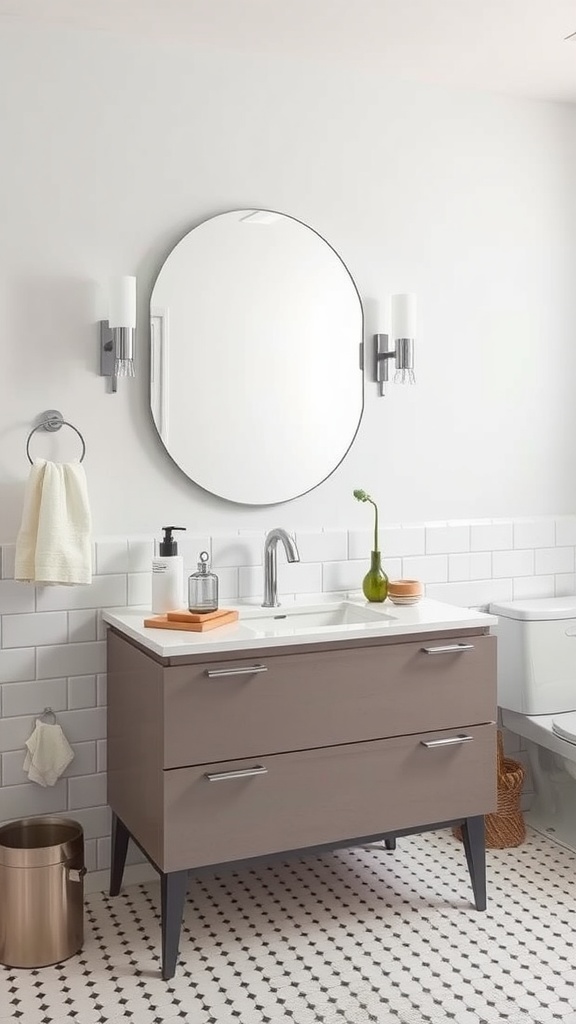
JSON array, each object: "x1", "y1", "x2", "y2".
[{"x1": 159, "y1": 526, "x2": 186, "y2": 556}]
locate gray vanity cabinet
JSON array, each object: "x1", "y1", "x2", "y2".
[{"x1": 106, "y1": 626, "x2": 497, "y2": 979}]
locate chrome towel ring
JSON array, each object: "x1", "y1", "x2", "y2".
[{"x1": 26, "y1": 410, "x2": 86, "y2": 464}]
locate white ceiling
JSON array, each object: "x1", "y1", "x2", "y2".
[{"x1": 1, "y1": 0, "x2": 576, "y2": 103}]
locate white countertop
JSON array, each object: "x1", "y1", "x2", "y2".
[{"x1": 102, "y1": 598, "x2": 497, "y2": 658}]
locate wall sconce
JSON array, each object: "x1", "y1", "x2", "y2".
[
  {"x1": 374, "y1": 293, "x2": 417, "y2": 397},
  {"x1": 100, "y1": 276, "x2": 137, "y2": 393}
]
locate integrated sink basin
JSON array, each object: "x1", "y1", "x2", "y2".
[
  {"x1": 238, "y1": 601, "x2": 395, "y2": 635},
  {"x1": 104, "y1": 598, "x2": 497, "y2": 657}
]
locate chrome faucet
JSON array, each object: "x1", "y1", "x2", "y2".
[{"x1": 262, "y1": 528, "x2": 300, "y2": 608}]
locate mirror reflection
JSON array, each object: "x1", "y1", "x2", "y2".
[{"x1": 150, "y1": 210, "x2": 364, "y2": 505}]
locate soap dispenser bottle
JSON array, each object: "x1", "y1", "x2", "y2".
[
  {"x1": 188, "y1": 551, "x2": 219, "y2": 614},
  {"x1": 151, "y1": 527, "x2": 186, "y2": 613}
]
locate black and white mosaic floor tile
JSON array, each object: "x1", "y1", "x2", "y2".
[{"x1": 2, "y1": 829, "x2": 576, "y2": 1024}]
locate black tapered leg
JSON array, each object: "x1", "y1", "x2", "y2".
[
  {"x1": 384, "y1": 838, "x2": 397, "y2": 851},
  {"x1": 110, "y1": 812, "x2": 130, "y2": 897},
  {"x1": 460, "y1": 815, "x2": 486, "y2": 911},
  {"x1": 161, "y1": 870, "x2": 188, "y2": 980}
]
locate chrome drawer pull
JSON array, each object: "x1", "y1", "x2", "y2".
[
  {"x1": 421, "y1": 734, "x2": 473, "y2": 748},
  {"x1": 421, "y1": 644, "x2": 475, "y2": 654},
  {"x1": 205, "y1": 664, "x2": 268, "y2": 678},
  {"x1": 205, "y1": 765, "x2": 268, "y2": 782}
]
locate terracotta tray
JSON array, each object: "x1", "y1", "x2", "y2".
[
  {"x1": 143, "y1": 610, "x2": 239, "y2": 632},
  {"x1": 167, "y1": 608, "x2": 234, "y2": 623}
]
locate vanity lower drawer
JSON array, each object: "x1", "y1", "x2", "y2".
[
  {"x1": 162, "y1": 636, "x2": 496, "y2": 768},
  {"x1": 160, "y1": 723, "x2": 496, "y2": 872}
]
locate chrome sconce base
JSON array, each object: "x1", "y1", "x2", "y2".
[
  {"x1": 374, "y1": 333, "x2": 415, "y2": 397},
  {"x1": 100, "y1": 322, "x2": 135, "y2": 393},
  {"x1": 100, "y1": 322, "x2": 116, "y2": 392}
]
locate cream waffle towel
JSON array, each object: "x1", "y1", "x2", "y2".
[
  {"x1": 23, "y1": 720, "x2": 75, "y2": 787},
  {"x1": 15, "y1": 459, "x2": 92, "y2": 585}
]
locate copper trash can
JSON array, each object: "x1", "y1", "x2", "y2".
[{"x1": 0, "y1": 816, "x2": 85, "y2": 968}]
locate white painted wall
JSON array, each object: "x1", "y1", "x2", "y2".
[{"x1": 0, "y1": 22, "x2": 575, "y2": 539}]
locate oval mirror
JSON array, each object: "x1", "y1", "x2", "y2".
[{"x1": 150, "y1": 210, "x2": 364, "y2": 505}]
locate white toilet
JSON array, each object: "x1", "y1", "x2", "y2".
[{"x1": 490, "y1": 596, "x2": 576, "y2": 851}]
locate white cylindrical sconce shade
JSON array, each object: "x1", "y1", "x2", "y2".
[
  {"x1": 391, "y1": 293, "x2": 417, "y2": 339},
  {"x1": 108, "y1": 276, "x2": 137, "y2": 329}
]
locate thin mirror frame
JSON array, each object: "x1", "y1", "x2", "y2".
[{"x1": 150, "y1": 209, "x2": 365, "y2": 506}]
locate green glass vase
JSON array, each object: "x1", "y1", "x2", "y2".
[{"x1": 362, "y1": 550, "x2": 388, "y2": 603}]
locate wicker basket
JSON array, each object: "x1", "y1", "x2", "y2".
[{"x1": 453, "y1": 731, "x2": 526, "y2": 848}]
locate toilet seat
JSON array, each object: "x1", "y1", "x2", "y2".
[{"x1": 552, "y1": 711, "x2": 576, "y2": 746}]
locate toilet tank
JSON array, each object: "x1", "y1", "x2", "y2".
[{"x1": 490, "y1": 597, "x2": 576, "y2": 715}]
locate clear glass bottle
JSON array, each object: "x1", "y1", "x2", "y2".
[{"x1": 188, "y1": 551, "x2": 219, "y2": 613}]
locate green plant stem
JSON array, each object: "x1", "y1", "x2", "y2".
[{"x1": 368, "y1": 498, "x2": 379, "y2": 552}]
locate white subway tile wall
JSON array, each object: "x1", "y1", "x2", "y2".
[
  {"x1": 68, "y1": 609, "x2": 98, "y2": 643},
  {"x1": 67, "y1": 674, "x2": 97, "y2": 710},
  {"x1": 513, "y1": 518, "x2": 555, "y2": 550},
  {"x1": 555, "y1": 517, "x2": 576, "y2": 547},
  {"x1": 322, "y1": 559, "x2": 370, "y2": 594},
  {"x1": 178, "y1": 534, "x2": 213, "y2": 572},
  {"x1": 212, "y1": 532, "x2": 264, "y2": 567},
  {"x1": 2, "y1": 677, "x2": 68, "y2": 718},
  {"x1": 295, "y1": 529, "x2": 348, "y2": 563},
  {"x1": 535, "y1": 546, "x2": 575, "y2": 575},
  {"x1": 0, "y1": 544, "x2": 15, "y2": 580},
  {"x1": 1, "y1": 514, "x2": 574, "y2": 871},
  {"x1": 448, "y1": 552, "x2": 492, "y2": 582},
  {"x1": 0, "y1": 580, "x2": 35, "y2": 614},
  {"x1": 512, "y1": 575, "x2": 555, "y2": 600},
  {"x1": 425, "y1": 524, "x2": 470, "y2": 554},
  {"x1": 556, "y1": 573, "x2": 576, "y2": 596},
  {"x1": 470, "y1": 522, "x2": 514, "y2": 551},
  {"x1": 402, "y1": 554, "x2": 449, "y2": 583},
  {"x1": 94, "y1": 538, "x2": 130, "y2": 575},
  {"x1": 426, "y1": 578, "x2": 514, "y2": 607},
  {"x1": 127, "y1": 536, "x2": 155, "y2": 573},
  {"x1": 127, "y1": 571, "x2": 152, "y2": 607},
  {"x1": 492, "y1": 548, "x2": 534, "y2": 578},
  {"x1": 2, "y1": 611, "x2": 68, "y2": 648}
]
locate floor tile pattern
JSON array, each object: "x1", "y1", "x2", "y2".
[{"x1": 2, "y1": 829, "x2": 576, "y2": 1024}]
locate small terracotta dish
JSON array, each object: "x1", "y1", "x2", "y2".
[{"x1": 387, "y1": 579, "x2": 424, "y2": 606}]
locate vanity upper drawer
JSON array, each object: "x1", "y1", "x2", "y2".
[
  {"x1": 161, "y1": 723, "x2": 496, "y2": 872},
  {"x1": 162, "y1": 635, "x2": 496, "y2": 768}
]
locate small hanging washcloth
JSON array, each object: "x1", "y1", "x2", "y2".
[
  {"x1": 23, "y1": 720, "x2": 75, "y2": 787},
  {"x1": 15, "y1": 459, "x2": 92, "y2": 585}
]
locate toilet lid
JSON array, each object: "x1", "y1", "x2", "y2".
[{"x1": 552, "y1": 712, "x2": 576, "y2": 745}]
